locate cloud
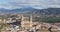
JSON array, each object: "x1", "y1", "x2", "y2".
[{"x1": 0, "y1": 0, "x2": 60, "y2": 9}]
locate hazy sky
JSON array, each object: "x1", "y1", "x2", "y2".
[{"x1": 0, "y1": 0, "x2": 60, "y2": 9}]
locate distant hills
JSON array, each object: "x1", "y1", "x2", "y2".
[
  {"x1": 0, "y1": 7, "x2": 60, "y2": 15},
  {"x1": 0, "y1": 7, "x2": 37, "y2": 13},
  {"x1": 33, "y1": 8, "x2": 60, "y2": 15}
]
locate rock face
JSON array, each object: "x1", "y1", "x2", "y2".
[{"x1": 32, "y1": 22, "x2": 58, "y2": 32}]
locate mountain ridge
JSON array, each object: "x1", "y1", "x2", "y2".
[{"x1": 0, "y1": 7, "x2": 60, "y2": 15}]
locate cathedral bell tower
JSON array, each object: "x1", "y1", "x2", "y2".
[{"x1": 21, "y1": 15, "x2": 32, "y2": 29}]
